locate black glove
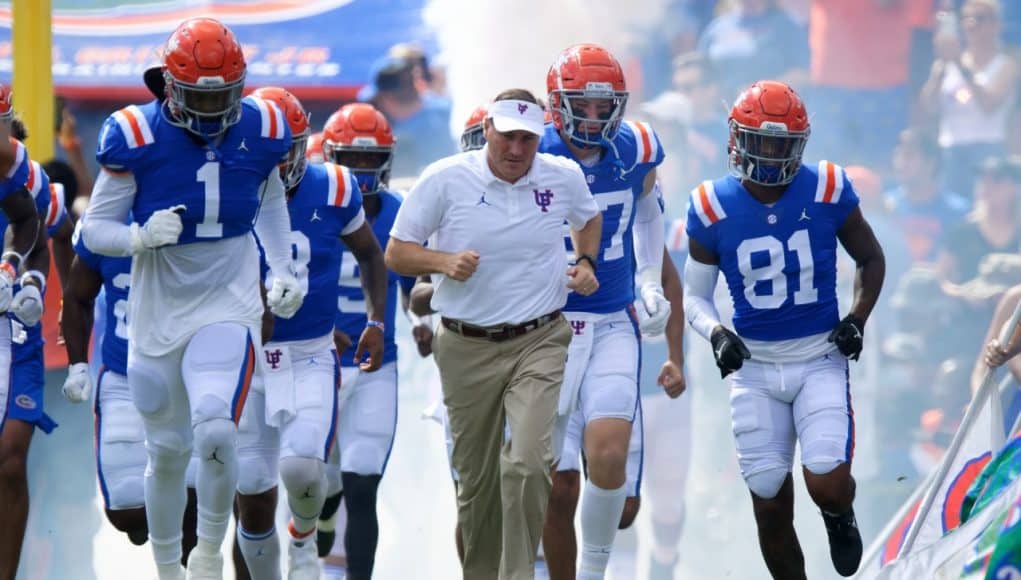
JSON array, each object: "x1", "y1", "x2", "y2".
[
  {"x1": 828, "y1": 315, "x2": 865, "y2": 361},
  {"x1": 710, "y1": 326, "x2": 751, "y2": 378}
]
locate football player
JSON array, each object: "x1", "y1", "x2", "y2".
[
  {"x1": 315, "y1": 102, "x2": 431, "y2": 580},
  {"x1": 79, "y1": 18, "x2": 304, "y2": 579},
  {"x1": 684, "y1": 80, "x2": 884, "y2": 578},
  {"x1": 230, "y1": 88, "x2": 388, "y2": 580},
  {"x1": 0, "y1": 92, "x2": 53, "y2": 579},
  {"x1": 539, "y1": 44, "x2": 673, "y2": 580}
]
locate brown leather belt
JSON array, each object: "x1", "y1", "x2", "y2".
[{"x1": 441, "y1": 311, "x2": 561, "y2": 342}]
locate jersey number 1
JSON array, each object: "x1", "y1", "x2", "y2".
[
  {"x1": 737, "y1": 229, "x2": 818, "y2": 310},
  {"x1": 196, "y1": 162, "x2": 223, "y2": 238}
]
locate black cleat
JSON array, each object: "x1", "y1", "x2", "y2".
[{"x1": 822, "y1": 507, "x2": 863, "y2": 576}]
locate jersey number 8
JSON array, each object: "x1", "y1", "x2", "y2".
[{"x1": 736, "y1": 229, "x2": 818, "y2": 310}]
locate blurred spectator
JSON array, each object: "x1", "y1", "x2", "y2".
[
  {"x1": 921, "y1": 0, "x2": 1019, "y2": 197},
  {"x1": 880, "y1": 267, "x2": 969, "y2": 483},
  {"x1": 806, "y1": 0, "x2": 913, "y2": 171},
  {"x1": 697, "y1": 0, "x2": 809, "y2": 101},
  {"x1": 358, "y1": 54, "x2": 456, "y2": 178},
  {"x1": 389, "y1": 43, "x2": 448, "y2": 97},
  {"x1": 845, "y1": 165, "x2": 910, "y2": 344},
  {"x1": 938, "y1": 155, "x2": 1021, "y2": 283},
  {"x1": 640, "y1": 52, "x2": 727, "y2": 205},
  {"x1": 634, "y1": 1, "x2": 711, "y2": 98},
  {"x1": 53, "y1": 107, "x2": 93, "y2": 216},
  {"x1": 886, "y1": 128, "x2": 969, "y2": 264},
  {"x1": 975, "y1": 283, "x2": 1021, "y2": 430}
]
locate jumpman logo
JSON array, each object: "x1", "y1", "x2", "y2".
[
  {"x1": 238, "y1": 138, "x2": 249, "y2": 152},
  {"x1": 311, "y1": 209, "x2": 322, "y2": 222},
  {"x1": 798, "y1": 208, "x2": 811, "y2": 222},
  {"x1": 477, "y1": 192, "x2": 492, "y2": 207}
]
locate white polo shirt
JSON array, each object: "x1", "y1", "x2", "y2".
[{"x1": 390, "y1": 147, "x2": 599, "y2": 326}]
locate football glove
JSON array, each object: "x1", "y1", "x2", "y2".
[
  {"x1": 130, "y1": 204, "x2": 185, "y2": 253},
  {"x1": 62, "y1": 362, "x2": 92, "y2": 403},
  {"x1": 711, "y1": 326, "x2": 751, "y2": 378},
  {"x1": 267, "y1": 273, "x2": 304, "y2": 319},
  {"x1": 828, "y1": 315, "x2": 865, "y2": 361},
  {"x1": 10, "y1": 284, "x2": 42, "y2": 326},
  {"x1": 637, "y1": 283, "x2": 671, "y2": 336},
  {"x1": 0, "y1": 262, "x2": 16, "y2": 313}
]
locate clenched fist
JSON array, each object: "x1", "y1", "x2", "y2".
[
  {"x1": 445, "y1": 250, "x2": 480, "y2": 282},
  {"x1": 567, "y1": 261, "x2": 599, "y2": 296}
]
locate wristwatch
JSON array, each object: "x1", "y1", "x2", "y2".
[{"x1": 576, "y1": 254, "x2": 598, "y2": 273}]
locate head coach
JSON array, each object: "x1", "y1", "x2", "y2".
[{"x1": 385, "y1": 88, "x2": 602, "y2": 579}]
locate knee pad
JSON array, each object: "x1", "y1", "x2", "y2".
[
  {"x1": 745, "y1": 467, "x2": 790, "y2": 500},
  {"x1": 193, "y1": 418, "x2": 237, "y2": 461},
  {"x1": 101, "y1": 441, "x2": 147, "y2": 509},
  {"x1": 279, "y1": 456, "x2": 325, "y2": 496}
]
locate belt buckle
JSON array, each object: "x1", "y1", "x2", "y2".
[{"x1": 449, "y1": 319, "x2": 463, "y2": 335}]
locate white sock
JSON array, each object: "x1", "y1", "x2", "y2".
[
  {"x1": 237, "y1": 525, "x2": 282, "y2": 580},
  {"x1": 194, "y1": 419, "x2": 240, "y2": 548},
  {"x1": 145, "y1": 450, "x2": 191, "y2": 567},
  {"x1": 607, "y1": 526, "x2": 637, "y2": 580},
  {"x1": 578, "y1": 481, "x2": 627, "y2": 580}
]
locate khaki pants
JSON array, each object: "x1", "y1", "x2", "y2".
[{"x1": 433, "y1": 316, "x2": 572, "y2": 580}]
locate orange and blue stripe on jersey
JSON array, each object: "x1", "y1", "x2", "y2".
[
  {"x1": 623, "y1": 121, "x2": 660, "y2": 165},
  {"x1": 248, "y1": 96, "x2": 287, "y2": 140},
  {"x1": 691, "y1": 180, "x2": 727, "y2": 227},
  {"x1": 814, "y1": 160, "x2": 846, "y2": 204},
  {"x1": 325, "y1": 163, "x2": 354, "y2": 208},
  {"x1": 112, "y1": 105, "x2": 155, "y2": 150},
  {"x1": 230, "y1": 334, "x2": 256, "y2": 425}
]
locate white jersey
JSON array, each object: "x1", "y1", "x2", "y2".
[{"x1": 128, "y1": 234, "x2": 263, "y2": 355}]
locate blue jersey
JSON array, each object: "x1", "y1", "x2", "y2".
[
  {"x1": 269, "y1": 162, "x2": 364, "y2": 343},
  {"x1": 539, "y1": 120, "x2": 664, "y2": 313},
  {"x1": 96, "y1": 97, "x2": 291, "y2": 244},
  {"x1": 72, "y1": 222, "x2": 131, "y2": 376},
  {"x1": 0, "y1": 139, "x2": 30, "y2": 201},
  {"x1": 336, "y1": 190, "x2": 415, "y2": 368},
  {"x1": 6, "y1": 161, "x2": 69, "y2": 363},
  {"x1": 685, "y1": 161, "x2": 859, "y2": 341}
]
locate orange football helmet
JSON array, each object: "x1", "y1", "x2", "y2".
[
  {"x1": 728, "y1": 80, "x2": 810, "y2": 186},
  {"x1": 460, "y1": 104, "x2": 487, "y2": 152},
  {"x1": 251, "y1": 87, "x2": 310, "y2": 189},
  {"x1": 322, "y1": 103, "x2": 395, "y2": 194},
  {"x1": 162, "y1": 17, "x2": 246, "y2": 137},
  {"x1": 547, "y1": 44, "x2": 628, "y2": 147},
  {"x1": 306, "y1": 132, "x2": 325, "y2": 163}
]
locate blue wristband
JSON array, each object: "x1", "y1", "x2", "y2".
[{"x1": 366, "y1": 320, "x2": 385, "y2": 333}]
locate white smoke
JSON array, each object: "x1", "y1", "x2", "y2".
[{"x1": 423, "y1": 0, "x2": 672, "y2": 135}]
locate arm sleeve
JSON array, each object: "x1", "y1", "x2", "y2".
[
  {"x1": 633, "y1": 181, "x2": 665, "y2": 286},
  {"x1": 80, "y1": 169, "x2": 138, "y2": 257},
  {"x1": 253, "y1": 169, "x2": 292, "y2": 277},
  {"x1": 683, "y1": 256, "x2": 722, "y2": 342},
  {"x1": 565, "y1": 162, "x2": 600, "y2": 230},
  {"x1": 389, "y1": 164, "x2": 445, "y2": 244}
]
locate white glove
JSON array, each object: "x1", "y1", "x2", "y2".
[
  {"x1": 637, "y1": 283, "x2": 671, "y2": 337},
  {"x1": 10, "y1": 284, "x2": 43, "y2": 326},
  {"x1": 0, "y1": 263, "x2": 15, "y2": 313},
  {"x1": 62, "y1": 362, "x2": 92, "y2": 404},
  {"x1": 130, "y1": 204, "x2": 185, "y2": 253},
  {"x1": 267, "y1": 273, "x2": 305, "y2": 319}
]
